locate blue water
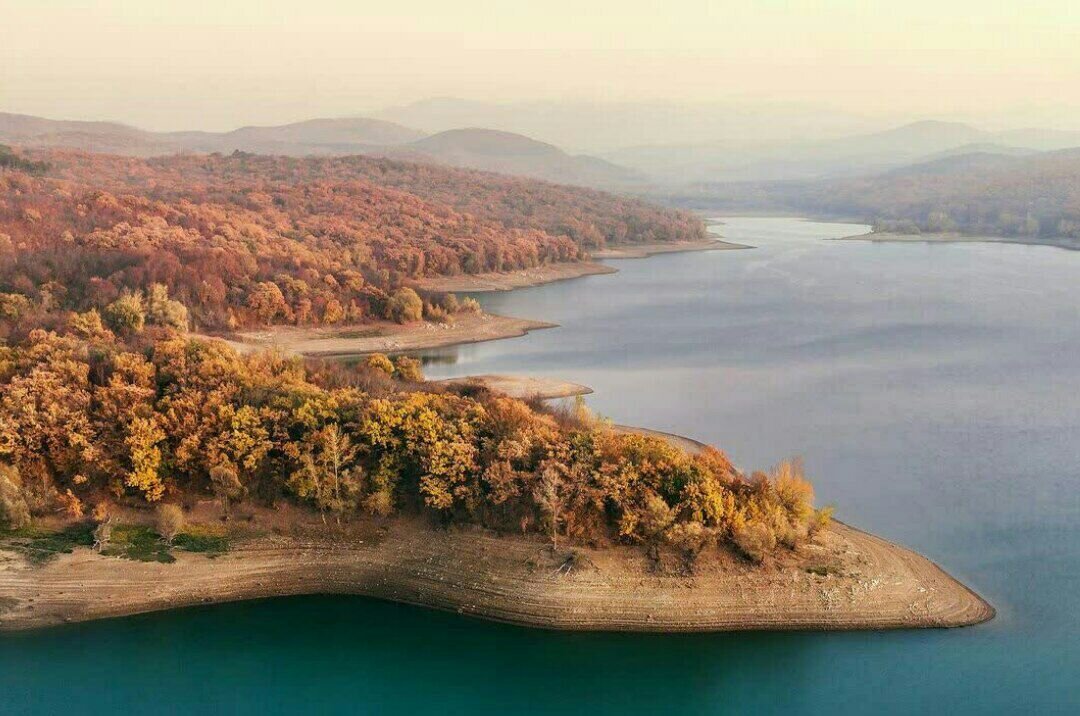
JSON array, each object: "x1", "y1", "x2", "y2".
[{"x1": 3, "y1": 217, "x2": 1078, "y2": 714}]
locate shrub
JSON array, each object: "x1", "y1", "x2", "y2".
[
  {"x1": 733, "y1": 521, "x2": 777, "y2": 563},
  {"x1": 423, "y1": 303, "x2": 450, "y2": 323},
  {"x1": 365, "y1": 353, "x2": 395, "y2": 376},
  {"x1": 439, "y1": 293, "x2": 460, "y2": 313},
  {"x1": 772, "y1": 459, "x2": 815, "y2": 523},
  {"x1": 155, "y1": 504, "x2": 185, "y2": 544},
  {"x1": 386, "y1": 288, "x2": 423, "y2": 323},
  {"x1": 664, "y1": 521, "x2": 713, "y2": 561},
  {"x1": 810, "y1": 506, "x2": 834, "y2": 536},
  {"x1": 0, "y1": 465, "x2": 31, "y2": 530},
  {"x1": 392, "y1": 356, "x2": 424, "y2": 382}
]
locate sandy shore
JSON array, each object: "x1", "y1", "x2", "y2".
[
  {"x1": 411, "y1": 262, "x2": 616, "y2": 293},
  {"x1": 0, "y1": 516, "x2": 993, "y2": 633},
  {"x1": 434, "y1": 374, "x2": 593, "y2": 400},
  {"x1": 209, "y1": 313, "x2": 556, "y2": 358},
  {"x1": 591, "y1": 238, "x2": 749, "y2": 259},
  {"x1": 839, "y1": 231, "x2": 1080, "y2": 251}
]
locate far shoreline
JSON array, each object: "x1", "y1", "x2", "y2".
[{"x1": 837, "y1": 230, "x2": 1080, "y2": 252}]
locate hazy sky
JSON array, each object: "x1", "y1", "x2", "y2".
[{"x1": 3, "y1": 0, "x2": 1079, "y2": 131}]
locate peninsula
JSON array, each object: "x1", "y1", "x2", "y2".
[{"x1": 0, "y1": 147, "x2": 993, "y2": 636}]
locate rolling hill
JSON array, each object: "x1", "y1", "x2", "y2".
[
  {"x1": 608, "y1": 120, "x2": 1080, "y2": 183},
  {"x1": 664, "y1": 148, "x2": 1080, "y2": 240},
  {"x1": 386, "y1": 128, "x2": 642, "y2": 186},
  {"x1": 0, "y1": 147, "x2": 705, "y2": 330},
  {"x1": 0, "y1": 112, "x2": 639, "y2": 188}
]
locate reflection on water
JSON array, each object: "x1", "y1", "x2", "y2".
[
  {"x1": 3, "y1": 217, "x2": 1078, "y2": 715},
  {"x1": 414, "y1": 349, "x2": 461, "y2": 367}
]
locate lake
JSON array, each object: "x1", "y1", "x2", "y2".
[{"x1": 2, "y1": 217, "x2": 1077, "y2": 714}]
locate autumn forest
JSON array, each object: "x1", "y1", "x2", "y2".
[
  {"x1": 0, "y1": 145, "x2": 823, "y2": 566},
  {"x1": 0, "y1": 147, "x2": 704, "y2": 335}
]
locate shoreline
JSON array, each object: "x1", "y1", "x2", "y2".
[
  {"x1": 433, "y1": 374, "x2": 593, "y2": 400},
  {"x1": 0, "y1": 415, "x2": 995, "y2": 635},
  {"x1": 0, "y1": 516, "x2": 994, "y2": 634},
  {"x1": 411, "y1": 262, "x2": 616, "y2": 293},
  {"x1": 591, "y1": 238, "x2": 749, "y2": 258},
  {"x1": 411, "y1": 238, "x2": 747, "y2": 293},
  {"x1": 838, "y1": 231, "x2": 1080, "y2": 252},
  {"x1": 205, "y1": 312, "x2": 557, "y2": 358}
]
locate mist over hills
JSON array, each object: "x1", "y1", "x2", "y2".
[
  {"x1": 374, "y1": 99, "x2": 1080, "y2": 182},
  {"x1": 6, "y1": 104, "x2": 1080, "y2": 199},
  {"x1": 605, "y1": 120, "x2": 1080, "y2": 183},
  {"x1": 0, "y1": 112, "x2": 639, "y2": 188},
  {"x1": 374, "y1": 97, "x2": 882, "y2": 153}
]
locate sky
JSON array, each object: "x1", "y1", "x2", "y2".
[{"x1": 3, "y1": 0, "x2": 1080, "y2": 132}]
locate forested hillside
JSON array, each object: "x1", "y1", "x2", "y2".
[
  {"x1": 668, "y1": 149, "x2": 1080, "y2": 239},
  {"x1": 0, "y1": 149, "x2": 704, "y2": 333},
  {"x1": 0, "y1": 328, "x2": 825, "y2": 562},
  {"x1": 0, "y1": 145, "x2": 824, "y2": 567}
]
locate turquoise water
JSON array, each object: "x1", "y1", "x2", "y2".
[{"x1": 3, "y1": 217, "x2": 1078, "y2": 714}]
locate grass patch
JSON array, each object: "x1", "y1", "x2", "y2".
[
  {"x1": 101, "y1": 524, "x2": 175, "y2": 563},
  {"x1": 323, "y1": 327, "x2": 385, "y2": 340},
  {"x1": 0, "y1": 523, "x2": 94, "y2": 566},
  {"x1": 173, "y1": 525, "x2": 230, "y2": 557},
  {"x1": 1, "y1": 521, "x2": 228, "y2": 566}
]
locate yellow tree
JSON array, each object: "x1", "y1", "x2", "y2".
[
  {"x1": 123, "y1": 416, "x2": 167, "y2": 501},
  {"x1": 289, "y1": 424, "x2": 362, "y2": 524}
]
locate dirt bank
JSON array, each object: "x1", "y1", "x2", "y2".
[
  {"x1": 434, "y1": 374, "x2": 593, "y2": 400},
  {"x1": 206, "y1": 313, "x2": 556, "y2": 358},
  {"x1": 591, "y1": 238, "x2": 749, "y2": 259},
  {"x1": 0, "y1": 516, "x2": 993, "y2": 633},
  {"x1": 0, "y1": 420, "x2": 994, "y2": 633},
  {"x1": 411, "y1": 262, "x2": 616, "y2": 293},
  {"x1": 409, "y1": 240, "x2": 749, "y2": 293}
]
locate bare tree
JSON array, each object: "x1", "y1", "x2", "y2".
[
  {"x1": 533, "y1": 463, "x2": 568, "y2": 549},
  {"x1": 155, "y1": 504, "x2": 185, "y2": 544}
]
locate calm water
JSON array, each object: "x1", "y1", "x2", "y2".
[{"x1": 3, "y1": 217, "x2": 1078, "y2": 714}]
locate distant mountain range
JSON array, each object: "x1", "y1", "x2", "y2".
[
  {"x1": 605, "y1": 120, "x2": 1080, "y2": 183},
  {"x1": 0, "y1": 112, "x2": 641, "y2": 188},
  {"x1": 374, "y1": 97, "x2": 882, "y2": 154},
  {"x1": 6, "y1": 108, "x2": 1080, "y2": 191}
]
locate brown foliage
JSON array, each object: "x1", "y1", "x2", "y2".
[{"x1": 0, "y1": 151, "x2": 705, "y2": 333}]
